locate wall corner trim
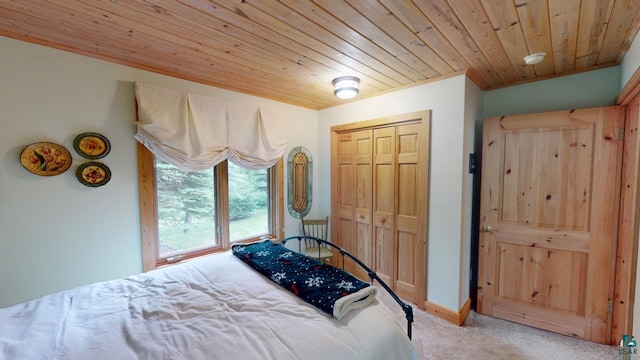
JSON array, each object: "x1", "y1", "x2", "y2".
[
  {"x1": 424, "y1": 298, "x2": 472, "y2": 326},
  {"x1": 618, "y1": 66, "x2": 640, "y2": 105}
]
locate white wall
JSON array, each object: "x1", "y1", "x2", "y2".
[
  {"x1": 622, "y1": 32, "x2": 640, "y2": 88},
  {"x1": 0, "y1": 36, "x2": 317, "y2": 307},
  {"x1": 460, "y1": 79, "x2": 483, "y2": 306},
  {"x1": 318, "y1": 75, "x2": 476, "y2": 311}
]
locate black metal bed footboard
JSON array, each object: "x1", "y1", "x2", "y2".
[{"x1": 279, "y1": 235, "x2": 414, "y2": 340}]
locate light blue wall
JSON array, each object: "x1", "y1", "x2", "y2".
[
  {"x1": 0, "y1": 36, "x2": 317, "y2": 307},
  {"x1": 483, "y1": 66, "x2": 621, "y2": 118}
]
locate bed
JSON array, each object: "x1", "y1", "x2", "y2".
[{"x1": 0, "y1": 237, "x2": 417, "y2": 360}]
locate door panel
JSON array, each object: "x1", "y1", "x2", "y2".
[
  {"x1": 501, "y1": 128, "x2": 593, "y2": 229},
  {"x1": 334, "y1": 133, "x2": 355, "y2": 270},
  {"x1": 373, "y1": 127, "x2": 396, "y2": 286},
  {"x1": 477, "y1": 107, "x2": 624, "y2": 344},
  {"x1": 353, "y1": 130, "x2": 373, "y2": 279},
  {"x1": 395, "y1": 123, "x2": 421, "y2": 302},
  {"x1": 496, "y1": 243, "x2": 587, "y2": 313}
]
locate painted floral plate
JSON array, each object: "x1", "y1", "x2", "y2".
[
  {"x1": 76, "y1": 161, "x2": 111, "y2": 187},
  {"x1": 20, "y1": 142, "x2": 72, "y2": 176},
  {"x1": 73, "y1": 132, "x2": 110, "y2": 159}
]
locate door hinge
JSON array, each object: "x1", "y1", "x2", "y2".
[
  {"x1": 619, "y1": 128, "x2": 625, "y2": 140},
  {"x1": 608, "y1": 300, "x2": 614, "y2": 313}
]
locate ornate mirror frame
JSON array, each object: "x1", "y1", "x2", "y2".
[{"x1": 287, "y1": 146, "x2": 312, "y2": 218}]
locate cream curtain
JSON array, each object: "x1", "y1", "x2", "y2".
[{"x1": 134, "y1": 82, "x2": 286, "y2": 171}]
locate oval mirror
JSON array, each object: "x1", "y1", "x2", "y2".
[{"x1": 287, "y1": 146, "x2": 312, "y2": 219}]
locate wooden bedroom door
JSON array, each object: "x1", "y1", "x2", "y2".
[{"x1": 477, "y1": 106, "x2": 624, "y2": 344}]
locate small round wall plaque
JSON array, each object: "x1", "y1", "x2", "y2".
[
  {"x1": 73, "y1": 132, "x2": 110, "y2": 159},
  {"x1": 76, "y1": 161, "x2": 111, "y2": 187}
]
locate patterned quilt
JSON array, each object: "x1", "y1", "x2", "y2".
[{"x1": 232, "y1": 240, "x2": 377, "y2": 320}]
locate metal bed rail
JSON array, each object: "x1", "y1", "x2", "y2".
[{"x1": 279, "y1": 235, "x2": 414, "y2": 340}]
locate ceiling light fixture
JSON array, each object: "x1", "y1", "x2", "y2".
[
  {"x1": 523, "y1": 52, "x2": 546, "y2": 65},
  {"x1": 332, "y1": 76, "x2": 360, "y2": 99}
]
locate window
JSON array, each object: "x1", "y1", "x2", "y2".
[{"x1": 138, "y1": 143, "x2": 284, "y2": 271}]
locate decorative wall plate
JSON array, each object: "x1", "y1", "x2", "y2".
[
  {"x1": 20, "y1": 142, "x2": 72, "y2": 176},
  {"x1": 76, "y1": 161, "x2": 111, "y2": 187},
  {"x1": 73, "y1": 132, "x2": 110, "y2": 159}
]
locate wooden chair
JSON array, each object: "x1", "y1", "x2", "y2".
[{"x1": 301, "y1": 217, "x2": 333, "y2": 262}]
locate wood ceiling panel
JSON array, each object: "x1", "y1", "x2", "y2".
[
  {"x1": 599, "y1": 0, "x2": 640, "y2": 63},
  {"x1": 0, "y1": 0, "x2": 639, "y2": 109},
  {"x1": 68, "y1": 0, "x2": 333, "y2": 103},
  {"x1": 1, "y1": 4, "x2": 325, "y2": 107},
  {"x1": 190, "y1": 1, "x2": 395, "y2": 92},
  {"x1": 317, "y1": 0, "x2": 443, "y2": 78},
  {"x1": 575, "y1": 0, "x2": 614, "y2": 68},
  {"x1": 1, "y1": 1, "x2": 330, "y2": 107},
  {"x1": 514, "y1": 0, "x2": 555, "y2": 76},
  {"x1": 480, "y1": 0, "x2": 536, "y2": 80},
  {"x1": 233, "y1": 0, "x2": 408, "y2": 87},
  {"x1": 173, "y1": 1, "x2": 389, "y2": 92},
  {"x1": 447, "y1": 0, "x2": 519, "y2": 84},
  {"x1": 275, "y1": 0, "x2": 422, "y2": 82},
  {"x1": 380, "y1": 0, "x2": 468, "y2": 73},
  {"x1": 414, "y1": 0, "x2": 504, "y2": 88},
  {"x1": 549, "y1": 0, "x2": 581, "y2": 73},
  {"x1": 74, "y1": 1, "x2": 305, "y2": 80},
  {"x1": 344, "y1": 0, "x2": 454, "y2": 75}
]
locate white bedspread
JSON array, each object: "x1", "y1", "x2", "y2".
[{"x1": 0, "y1": 251, "x2": 417, "y2": 360}]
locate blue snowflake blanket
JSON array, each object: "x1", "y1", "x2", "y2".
[{"x1": 232, "y1": 240, "x2": 377, "y2": 320}]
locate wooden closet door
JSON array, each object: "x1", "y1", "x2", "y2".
[
  {"x1": 394, "y1": 123, "x2": 422, "y2": 303},
  {"x1": 332, "y1": 130, "x2": 372, "y2": 279},
  {"x1": 353, "y1": 130, "x2": 373, "y2": 280},
  {"x1": 331, "y1": 110, "x2": 430, "y2": 309},
  {"x1": 373, "y1": 127, "x2": 396, "y2": 286},
  {"x1": 334, "y1": 132, "x2": 355, "y2": 269},
  {"x1": 373, "y1": 122, "x2": 423, "y2": 303}
]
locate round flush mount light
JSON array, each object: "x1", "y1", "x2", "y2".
[
  {"x1": 523, "y1": 52, "x2": 546, "y2": 65},
  {"x1": 332, "y1": 76, "x2": 360, "y2": 99}
]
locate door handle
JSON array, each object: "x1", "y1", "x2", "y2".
[{"x1": 481, "y1": 225, "x2": 497, "y2": 233}]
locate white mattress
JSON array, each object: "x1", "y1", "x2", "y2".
[{"x1": 0, "y1": 251, "x2": 417, "y2": 360}]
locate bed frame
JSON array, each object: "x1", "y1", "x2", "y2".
[{"x1": 279, "y1": 235, "x2": 414, "y2": 339}]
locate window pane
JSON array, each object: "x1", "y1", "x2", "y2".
[
  {"x1": 228, "y1": 162, "x2": 269, "y2": 242},
  {"x1": 155, "y1": 158, "x2": 216, "y2": 257}
]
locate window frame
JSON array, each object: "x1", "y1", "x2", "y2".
[{"x1": 137, "y1": 143, "x2": 284, "y2": 271}]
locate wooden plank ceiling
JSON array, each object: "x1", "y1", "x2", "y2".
[{"x1": 1, "y1": 0, "x2": 639, "y2": 110}]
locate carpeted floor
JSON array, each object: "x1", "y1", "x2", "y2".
[{"x1": 376, "y1": 289, "x2": 620, "y2": 360}]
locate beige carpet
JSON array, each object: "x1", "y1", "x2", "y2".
[{"x1": 377, "y1": 289, "x2": 620, "y2": 360}]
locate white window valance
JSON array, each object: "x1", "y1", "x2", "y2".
[{"x1": 134, "y1": 82, "x2": 287, "y2": 171}]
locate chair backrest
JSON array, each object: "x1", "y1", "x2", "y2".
[{"x1": 302, "y1": 217, "x2": 329, "y2": 245}]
